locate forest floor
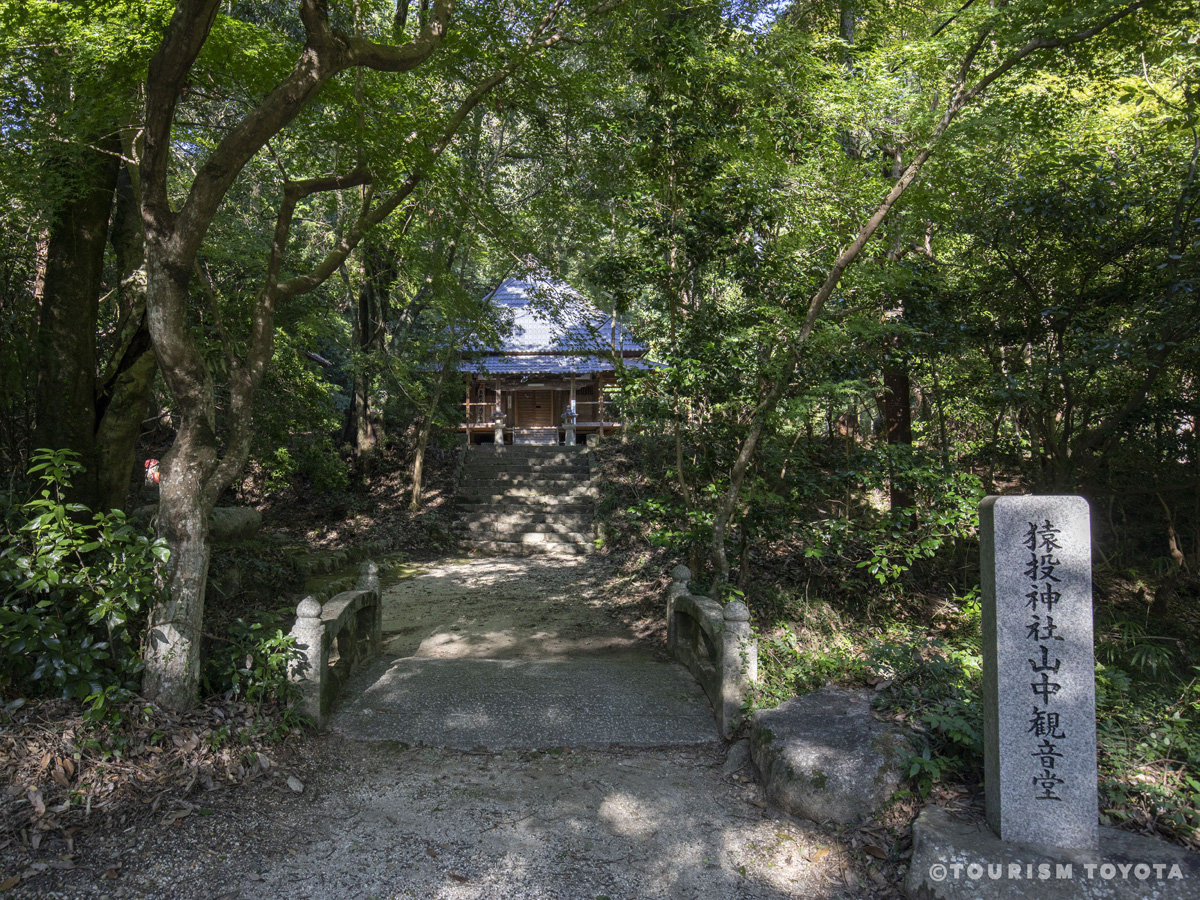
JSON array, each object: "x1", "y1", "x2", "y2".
[{"x1": 0, "y1": 551, "x2": 919, "y2": 900}]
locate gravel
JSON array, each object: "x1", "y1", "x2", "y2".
[{"x1": 1, "y1": 556, "x2": 880, "y2": 899}]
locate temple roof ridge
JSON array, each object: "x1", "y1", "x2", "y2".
[{"x1": 477, "y1": 275, "x2": 646, "y2": 356}]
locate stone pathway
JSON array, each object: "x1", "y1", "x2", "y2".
[
  {"x1": 333, "y1": 556, "x2": 717, "y2": 749},
  {"x1": 0, "y1": 556, "x2": 860, "y2": 900}
]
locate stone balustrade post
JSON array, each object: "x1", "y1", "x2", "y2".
[
  {"x1": 666, "y1": 564, "x2": 691, "y2": 653},
  {"x1": 721, "y1": 600, "x2": 755, "y2": 736},
  {"x1": 290, "y1": 595, "x2": 327, "y2": 724},
  {"x1": 356, "y1": 560, "x2": 382, "y2": 655}
]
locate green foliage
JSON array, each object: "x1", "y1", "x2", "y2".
[
  {"x1": 871, "y1": 635, "x2": 984, "y2": 795},
  {"x1": 753, "y1": 626, "x2": 872, "y2": 709},
  {"x1": 1098, "y1": 618, "x2": 1179, "y2": 681},
  {"x1": 750, "y1": 585, "x2": 987, "y2": 796},
  {"x1": 0, "y1": 449, "x2": 167, "y2": 720},
  {"x1": 1094, "y1": 665, "x2": 1200, "y2": 846},
  {"x1": 799, "y1": 450, "x2": 984, "y2": 584},
  {"x1": 250, "y1": 315, "x2": 350, "y2": 494},
  {"x1": 623, "y1": 495, "x2": 712, "y2": 552},
  {"x1": 202, "y1": 610, "x2": 305, "y2": 724}
]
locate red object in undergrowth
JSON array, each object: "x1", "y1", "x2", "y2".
[{"x1": 144, "y1": 459, "x2": 160, "y2": 485}]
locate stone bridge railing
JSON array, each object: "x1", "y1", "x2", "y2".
[
  {"x1": 289, "y1": 561, "x2": 381, "y2": 729},
  {"x1": 666, "y1": 564, "x2": 757, "y2": 737}
]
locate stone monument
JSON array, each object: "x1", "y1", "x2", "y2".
[
  {"x1": 979, "y1": 495, "x2": 1098, "y2": 849},
  {"x1": 904, "y1": 495, "x2": 1198, "y2": 899}
]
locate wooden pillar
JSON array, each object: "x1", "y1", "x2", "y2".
[
  {"x1": 570, "y1": 373, "x2": 577, "y2": 414},
  {"x1": 598, "y1": 374, "x2": 606, "y2": 436}
]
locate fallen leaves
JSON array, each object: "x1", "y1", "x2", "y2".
[
  {"x1": 1, "y1": 696, "x2": 305, "y2": 848},
  {"x1": 805, "y1": 846, "x2": 830, "y2": 863},
  {"x1": 160, "y1": 806, "x2": 193, "y2": 826}
]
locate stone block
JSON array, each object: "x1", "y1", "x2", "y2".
[
  {"x1": 751, "y1": 687, "x2": 908, "y2": 824},
  {"x1": 981, "y1": 495, "x2": 1097, "y2": 848},
  {"x1": 209, "y1": 506, "x2": 262, "y2": 542},
  {"x1": 905, "y1": 805, "x2": 1199, "y2": 900}
]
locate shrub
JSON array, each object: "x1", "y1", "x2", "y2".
[
  {"x1": 202, "y1": 610, "x2": 306, "y2": 727},
  {"x1": 0, "y1": 449, "x2": 167, "y2": 720}
]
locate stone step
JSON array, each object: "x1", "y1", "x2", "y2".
[
  {"x1": 453, "y1": 487, "x2": 595, "y2": 501},
  {"x1": 457, "y1": 484, "x2": 592, "y2": 497},
  {"x1": 512, "y1": 427, "x2": 560, "y2": 445},
  {"x1": 462, "y1": 529, "x2": 592, "y2": 545},
  {"x1": 464, "y1": 456, "x2": 590, "y2": 468},
  {"x1": 459, "y1": 473, "x2": 588, "y2": 484},
  {"x1": 465, "y1": 539, "x2": 590, "y2": 557},
  {"x1": 454, "y1": 519, "x2": 591, "y2": 534},
  {"x1": 457, "y1": 487, "x2": 599, "y2": 502},
  {"x1": 454, "y1": 500, "x2": 595, "y2": 514},
  {"x1": 465, "y1": 449, "x2": 585, "y2": 461},
  {"x1": 463, "y1": 468, "x2": 590, "y2": 480},
  {"x1": 465, "y1": 445, "x2": 585, "y2": 455},
  {"x1": 454, "y1": 511, "x2": 593, "y2": 527},
  {"x1": 455, "y1": 440, "x2": 594, "y2": 556}
]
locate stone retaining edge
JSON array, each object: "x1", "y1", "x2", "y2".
[
  {"x1": 288, "y1": 560, "x2": 382, "y2": 729},
  {"x1": 665, "y1": 564, "x2": 757, "y2": 737}
]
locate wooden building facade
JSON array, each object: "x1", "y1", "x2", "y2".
[{"x1": 460, "y1": 277, "x2": 651, "y2": 445}]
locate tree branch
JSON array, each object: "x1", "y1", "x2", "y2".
[
  {"x1": 173, "y1": 0, "x2": 456, "y2": 261},
  {"x1": 705, "y1": 0, "x2": 1149, "y2": 596},
  {"x1": 276, "y1": 0, "x2": 626, "y2": 300},
  {"x1": 143, "y1": 0, "x2": 222, "y2": 237}
]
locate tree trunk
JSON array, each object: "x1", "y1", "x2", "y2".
[
  {"x1": 411, "y1": 346, "x2": 454, "y2": 509},
  {"x1": 709, "y1": 355, "x2": 797, "y2": 598},
  {"x1": 139, "y1": 258, "x2": 221, "y2": 709},
  {"x1": 883, "y1": 346, "x2": 914, "y2": 513},
  {"x1": 345, "y1": 244, "x2": 392, "y2": 459},
  {"x1": 93, "y1": 316, "x2": 156, "y2": 511},
  {"x1": 34, "y1": 133, "x2": 119, "y2": 504},
  {"x1": 140, "y1": 414, "x2": 218, "y2": 707},
  {"x1": 94, "y1": 164, "x2": 156, "y2": 512}
]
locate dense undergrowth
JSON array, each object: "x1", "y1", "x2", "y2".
[
  {"x1": 0, "y1": 441, "x2": 459, "y2": 715},
  {"x1": 593, "y1": 432, "x2": 1200, "y2": 850},
  {"x1": 0, "y1": 442, "x2": 458, "y2": 845}
]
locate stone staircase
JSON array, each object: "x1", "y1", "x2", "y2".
[{"x1": 453, "y1": 445, "x2": 595, "y2": 557}]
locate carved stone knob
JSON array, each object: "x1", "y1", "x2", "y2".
[{"x1": 723, "y1": 600, "x2": 750, "y2": 623}]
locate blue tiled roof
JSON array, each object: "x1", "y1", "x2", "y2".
[
  {"x1": 462, "y1": 354, "x2": 657, "y2": 375},
  {"x1": 481, "y1": 277, "x2": 646, "y2": 354}
]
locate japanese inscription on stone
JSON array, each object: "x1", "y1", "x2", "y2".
[{"x1": 980, "y1": 496, "x2": 1098, "y2": 849}]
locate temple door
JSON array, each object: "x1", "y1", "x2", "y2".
[{"x1": 516, "y1": 390, "x2": 553, "y2": 427}]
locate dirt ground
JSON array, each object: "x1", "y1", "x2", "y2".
[
  {"x1": 378, "y1": 556, "x2": 655, "y2": 661},
  {"x1": 1, "y1": 555, "x2": 908, "y2": 900}
]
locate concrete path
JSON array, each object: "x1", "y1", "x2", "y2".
[{"x1": 332, "y1": 556, "x2": 719, "y2": 749}]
